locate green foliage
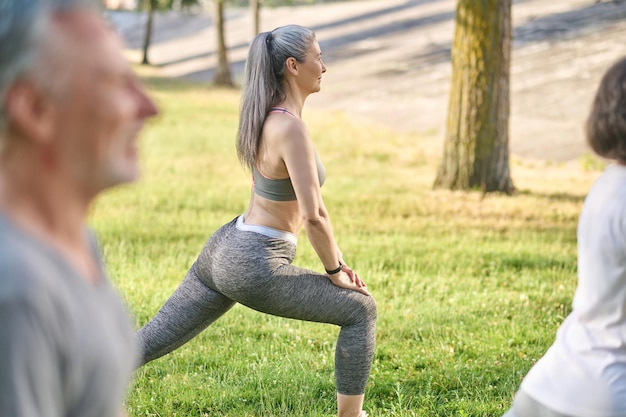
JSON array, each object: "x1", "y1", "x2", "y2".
[
  {"x1": 136, "y1": 0, "x2": 200, "y2": 11},
  {"x1": 578, "y1": 152, "x2": 607, "y2": 172},
  {"x1": 92, "y1": 76, "x2": 600, "y2": 416}
]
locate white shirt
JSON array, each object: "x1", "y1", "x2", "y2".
[{"x1": 521, "y1": 164, "x2": 626, "y2": 417}]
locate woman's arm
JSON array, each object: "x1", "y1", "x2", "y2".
[{"x1": 280, "y1": 120, "x2": 369, "y2": 295}]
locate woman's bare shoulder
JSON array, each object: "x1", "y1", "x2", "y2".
[{"x1": 263, "y1": 114, "x2": 311, "y2": 148}]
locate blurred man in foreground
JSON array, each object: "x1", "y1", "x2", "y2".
[{"x1": 0, "y1": 0, "x2": 158, "y2": 416}]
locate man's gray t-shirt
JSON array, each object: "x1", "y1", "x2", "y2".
[{"x1": 0, "y1": 213, "x2": 138, "y2": 417}]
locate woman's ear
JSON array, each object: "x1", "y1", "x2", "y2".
[{"x1": 285, "y1": 57, "x2": 299, "y2": 76}]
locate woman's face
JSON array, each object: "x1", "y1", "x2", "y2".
[{"x1": 298, "y1": 39, "x2": 327, "y2": 94}]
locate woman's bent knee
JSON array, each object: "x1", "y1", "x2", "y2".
[
  {"x1": 362, "y1": 293, "x2": 377, "y2": 317},
  {"x1": 351, "y1": 293, "x2": 377, "y2": 326}
]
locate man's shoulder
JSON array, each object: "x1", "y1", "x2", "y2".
[{"x1": 0, "y1": 225, "x2": 56, "y2": 303}]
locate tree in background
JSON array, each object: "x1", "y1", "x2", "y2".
[
  {"x1": 214, "y1": 0, "x2": 233, "y2": 85},
  {"x1": 136, "y1": 0, "x2": 233, "y2": 85},
  {"x1": 434, "y1": 0, "x2": 514, "y2": 194},
  {"x1": 138, "y1": 0, "x2": 200, "y2": 65}
]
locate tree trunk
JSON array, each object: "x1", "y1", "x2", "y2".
[
  {"x1": 251, "y1": 0, "x2": 261, "y2": 37},
  {"x1": 434, "y1": 0, "x2": 514, "y2": 194},
  {"x1": 141, "y1": 0, "x2": 156, "y2": 65},
  {"x1": 214, "y1": 0, "x2": 233, "y2": 86}
]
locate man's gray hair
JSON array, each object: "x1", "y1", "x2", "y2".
[{"x1": 0, "y1": 0, "x2": 101, "y2": 136}]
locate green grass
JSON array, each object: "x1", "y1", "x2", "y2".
[{"x1": 90, "y1": 76, "x2": 601, "y2": 416}]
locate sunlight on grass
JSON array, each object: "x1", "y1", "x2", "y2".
[{"x1": 91, "y1": 77, "x2": 601, "y2": 417}]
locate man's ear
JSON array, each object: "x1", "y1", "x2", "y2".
[
  {"x1": 285, "y1": 57, "x2": 299, "y2": 76},
  {"x1": 3, "y1": 79, "x2": 56, "y2": 144}
]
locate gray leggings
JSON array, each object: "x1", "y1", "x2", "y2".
[{"x1": 136, "y1": 217, "x2": 377, "y2": 395}]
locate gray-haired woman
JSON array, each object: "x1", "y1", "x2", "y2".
[
  {"x1": 136, "y1": 25, "x2": 377, "y2": 417},
  {"x1": 502, "y1": 56, "x2": 626, "y2": 417}
]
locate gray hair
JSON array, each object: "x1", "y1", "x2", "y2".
[
  {"x1": 586, "y1": 56, "x2": 626, "y2": 163},
  {"x1": 236, "y1": 24, "x2": 316, "y2": 171},
  {"x1": 0, "y1": 0, "x2": 101, "y2": 136}
]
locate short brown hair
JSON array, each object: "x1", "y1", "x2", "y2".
[{"x1": 586, "y1": 57, "x2": 626, "y2": 162}]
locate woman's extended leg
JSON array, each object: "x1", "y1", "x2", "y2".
[
  {"x1": 166, "y1": 220, "x2": 377, "y2": 416},
  {"x1": 136, "y1": 263, "x2": 236, "y2": 365}
]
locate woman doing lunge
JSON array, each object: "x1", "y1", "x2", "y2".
[{"x1": 136, "y1": 25, "x2": 377, "y2": 417}]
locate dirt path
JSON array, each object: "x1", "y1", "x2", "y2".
[{"x1": 109, "y1": 0, "x2": 626, "y2": 162}]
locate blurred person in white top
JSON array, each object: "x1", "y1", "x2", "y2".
[{"x1": 503, "y1": 56, "x2": 626, "y2": 417}]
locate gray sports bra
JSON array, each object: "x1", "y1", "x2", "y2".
[
  {"x1": 252, "y1": 151, "x2": 326, "y2": 201},
  {"x1": 252, "y1": 107, "x2": 326, "y2": 202}
]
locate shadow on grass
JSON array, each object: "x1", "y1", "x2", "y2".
[{"x1": 516, "y1": 189, "x2": 587, "y2": 204}]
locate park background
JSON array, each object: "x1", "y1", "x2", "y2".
[{"x1": 94, "y1": 0, "x2": 626, "y2": 415}]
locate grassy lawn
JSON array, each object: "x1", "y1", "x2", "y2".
[{"x1": 91, "y1": 76, "x2": 603, "y2": 416}]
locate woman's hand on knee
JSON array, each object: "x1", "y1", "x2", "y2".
[{"x1": 327, "y1": 267, "x2": 371, "y2": 296}]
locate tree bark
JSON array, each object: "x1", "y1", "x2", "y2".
[
  {"x1": 214, "y1": 0, "x2": 233, "y2": 86},
  {"x1": 141, "y1": 0, "x2": 156, "y2": 65},
  {"x1": 434, "y1": 0, "x2": 514, "y2": 194}
]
